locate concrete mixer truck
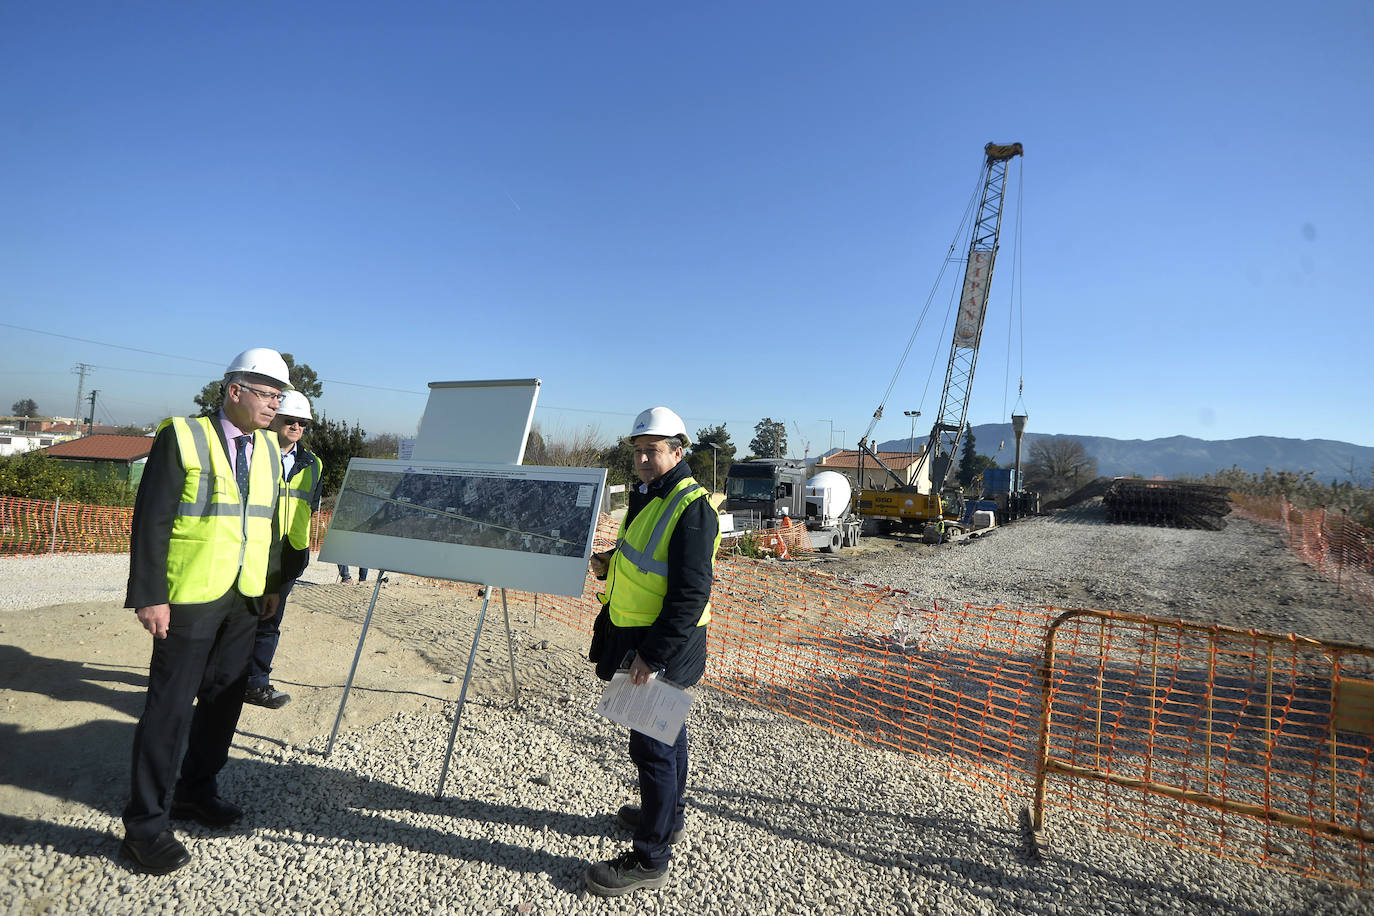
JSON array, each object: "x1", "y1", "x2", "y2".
[{"x1": 722, "y1": 460, "x2": 861, "y2": 553}]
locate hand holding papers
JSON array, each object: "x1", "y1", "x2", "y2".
[{"x1": 596, "y1": 670, "x2": 693, "y2": 744}]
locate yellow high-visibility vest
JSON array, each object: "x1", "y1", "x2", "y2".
[
  {"x1": 160, "y1": 416, "x2": 281, "y2": 603},
  {"x1": 601, "y1": 476, "x2": 719, "y2": 627},
  {"x1": 278, "y1": 450, "x2": 322, "y2": 550}
]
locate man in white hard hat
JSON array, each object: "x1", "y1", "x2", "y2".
[
  {"x1": 585, "y1": 406, "x2": 720, "y2": 897},
  {"x1": 121, "y1": 348, "x2": 291, "y2": 874},
  {"x1": 244, "y1": 390, "x2": 323, "y2": 709}
]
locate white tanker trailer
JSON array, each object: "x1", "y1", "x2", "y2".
[{"x1": 803, "y1": 470, "x2": 862, "y2": 553}]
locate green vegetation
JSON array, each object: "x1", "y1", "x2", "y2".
[
  {"x1": 0, "y1": 451, "x2": 135, "y2": 506},
  {"x1": 748, "y1": 418, "x2": 786, "y2": 459},
  {"x1": 1185, "y1": 466, "x2": 1374, "y2": 529},
  {"x1": 310, "y1": 414, "x2": 368, "y2": 498},
  {"x1": 957, "y1": 426, "x2": 999, "y2": 489},
  {"x1": 688, "y1": 424, "x2": 735, "y2": 491}
]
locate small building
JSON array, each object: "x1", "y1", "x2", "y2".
[
  {"x1": 815, "y1": 449, "x2": 934, "y2": 492},
  {"x1": 0, "y1": 429, "x2": 58, "y2": 457},
  {"x1": 41, "y1": 434, "x2": 154, "y2": 486}
]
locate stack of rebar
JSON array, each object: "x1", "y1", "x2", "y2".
[{"x1": 1103, "y1": 478, "x2": 1232, "y2": 530}]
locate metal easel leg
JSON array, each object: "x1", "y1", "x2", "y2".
[
  {"x1": 500, "y1": 588, "x2": 521, "y2": 709},
  {"x1": 326, "y1": 573, "x2": 387, "y2": 757},
  {"x1": 436, "y1": 583, "x2": 490, "y2": 798}
]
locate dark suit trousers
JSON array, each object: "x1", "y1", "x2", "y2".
[{"x1": 123, "y1": 589, "x2": 258, "y2": 840}]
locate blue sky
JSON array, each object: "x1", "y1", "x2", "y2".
[{"x1": 3, "y1": 2, "x2": 1371, "y2": 456}]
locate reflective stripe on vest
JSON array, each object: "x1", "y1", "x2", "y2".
[
  {"x1": 614, "y1": 482, "x2": 702, "y2": 578},
  {"x1": 603, "y1": 477, "x2": 718, "y2": 628},
  {"x1": 279, "y1": 453, "x2": 321, "y2": 550},
  {"x1": 160, "y1": 416, "x2": 281, "y2": 603}
]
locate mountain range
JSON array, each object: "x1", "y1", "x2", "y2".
[{"x1": 871, "y1": 424, "x2": 1374, "y2": 484}]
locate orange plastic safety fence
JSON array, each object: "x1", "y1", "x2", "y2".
[
  {"x1": 1233, "y1": 495, "x2": 1374, "y2": 607},
  {"x1": 0, "y1": 494, "x2": 133, "y2": 556},
  {"x1": 311, "y1": 508, "x2": 334, "y2": 553},
  {"x1": 1035, "y1": 611, "x2": 1374, "y2": 887},
  {"x1": 7, "y1": 497, "x2": 1372, "y2": 886},
  {"x1": 519, "y1": 514, "x2": 1374, "y2": 886}
]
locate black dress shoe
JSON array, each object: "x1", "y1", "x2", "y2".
[
  {"x1": 121, "y1": 830, "x2": 190, "y2": 874},
  {"x1": 170, "y1": 795, "x2": 244, "y2": 828},
  {"x1": 244, "y1": 684, "x2": 292, "y2": 709}
]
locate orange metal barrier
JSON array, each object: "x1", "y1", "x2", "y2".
[
  {"x1": 0, "y1": 495, "x2": 133, "y2": 555},
  {"x1": 1233, "y1": 495, "x2": 1374, "y2": 606},
  {"x1": 1032, "y1": 609, "x2": 1374, "y2": 887}
]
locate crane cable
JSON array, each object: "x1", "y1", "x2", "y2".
[
  {"x1": 860, "y1": 161, "x2": 986, "y2": 445},
  {"x1": 997, "y1": 157, "x2": 1028, "y2": 459}
]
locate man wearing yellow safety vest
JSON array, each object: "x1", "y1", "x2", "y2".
[
  {"x1": 244, "y1": 390, "x2": 323, "y2": 710},
  {"x1": 121, "y1": 348, "x2": 290, "y2": 875},
  {"x1": 585, "y1": 406, "x2": 720, "y2": 897}
]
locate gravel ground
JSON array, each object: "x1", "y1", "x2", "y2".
[{"x1": 2, "y1": 503, "x2": 1372, "y2": 914}]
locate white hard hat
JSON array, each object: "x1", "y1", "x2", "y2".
[
  {"x1": 627, "y1": 406, "x2": 689, "y2": 447},
  {"x1": 277, "y1": 390, "x2": 312, "y2": 420},
  {"x1": 224, "y1": 348, "x2": 293, "y2": 390}
]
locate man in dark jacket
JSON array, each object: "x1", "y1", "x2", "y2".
[
  {"x1": 121, "y1": 348, "x2": 289, "y2": 875},
  {"x1": 585, "y1": 406, "x2": 720, "y2": 897}
]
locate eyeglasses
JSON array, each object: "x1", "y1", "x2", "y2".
[
  {"x1": 282, "y1": 419, "x2": 308, "y2": 428},
  {"x1": 236, "y1": 382, "x2": 283, "y2": 405}
]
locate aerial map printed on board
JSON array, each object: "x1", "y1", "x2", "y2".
[{"x1": 319, "y1": 458, "x2": 606, "y2": 597}]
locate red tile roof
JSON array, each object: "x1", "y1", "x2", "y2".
[
  {"x1": 44, "y1": 434, "x2": 153, "y2": 462},
  {"x1": 818, "y1": 450, "x2": 923, "y2": 470}
]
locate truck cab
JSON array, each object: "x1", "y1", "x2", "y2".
[{"x1": 723, "y1": 459, "x2": 807, "y2": 528}]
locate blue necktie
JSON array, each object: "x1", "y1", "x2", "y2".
[{"x1": 235, "y1": 435, "x2": 251, "y2": 503}]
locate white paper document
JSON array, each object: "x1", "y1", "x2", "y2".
[{"x1": 595, "y1": 671, "x2": 693, "y2": 744}]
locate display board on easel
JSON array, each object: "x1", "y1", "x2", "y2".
[{"x1": 317, "y1": 377, "x2": 605, "y2": 797}]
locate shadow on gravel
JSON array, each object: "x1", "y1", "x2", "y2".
[
  {"x1": 0, "y1": 645, "x2": 146, "y2": 718},
  {"x1": 3, "y1": 752, "x2": 602, "y2": 892},
  {"x1": 691, "y1": 786, "x2": 1258, "y2": 916},
  {"x1": 0, "y1": 719, "x2": 133, "y2": 814}
]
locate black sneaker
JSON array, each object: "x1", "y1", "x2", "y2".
[
  {"x1": 243, "y1": 685, "x2": 291, "y2": 709},
  {"x1": 615, "y1": 804, "x2": 685, "y2": 845},
  {"x1": 584, "y1": 850, "x2": 670, "y2": 897}
]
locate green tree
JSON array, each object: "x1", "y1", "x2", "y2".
[
  {"x1": 958, "y1": 427, "x2": 978, "y2": 488},
  {"x1": 10, "y1": 398, "x2": 38, "y2": 417},
  {"x1": 309, "y1": 413, "x2": 367, "y2": 498},
  {"x1": 956, "y1": 427, "x2": 1001, "y2": 490},
  {"x1": 688, "y1": 423, "x2": 735, "y2": 492},
  {"x1": 748, "y1": 418, "x2": 786, "y2": 459},
  {"x1": 599, "y1": 439, "x2": 636, "y2": 487},
  {"x1": 194, "y1": 353, "x2": 323, "y2": 417}
]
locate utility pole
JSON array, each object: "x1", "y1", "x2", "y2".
[
  {"x1": 72, "y1": 363, "x2": 93, "y2": 421},
  {"x1": 85, "y1": 390, "x2": 99, "y2": 434}
]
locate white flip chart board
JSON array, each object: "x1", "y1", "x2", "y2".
[{"x1": 411, "y1": 378, "x2": 540, "y2": 464}]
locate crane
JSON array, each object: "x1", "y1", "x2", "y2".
[
  {"x1": 791, "y1": 420, "x2": 811, "y2": 460},
  {"x1": 856, "y1": 142, "x2": 1024, "y2": 534}
]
